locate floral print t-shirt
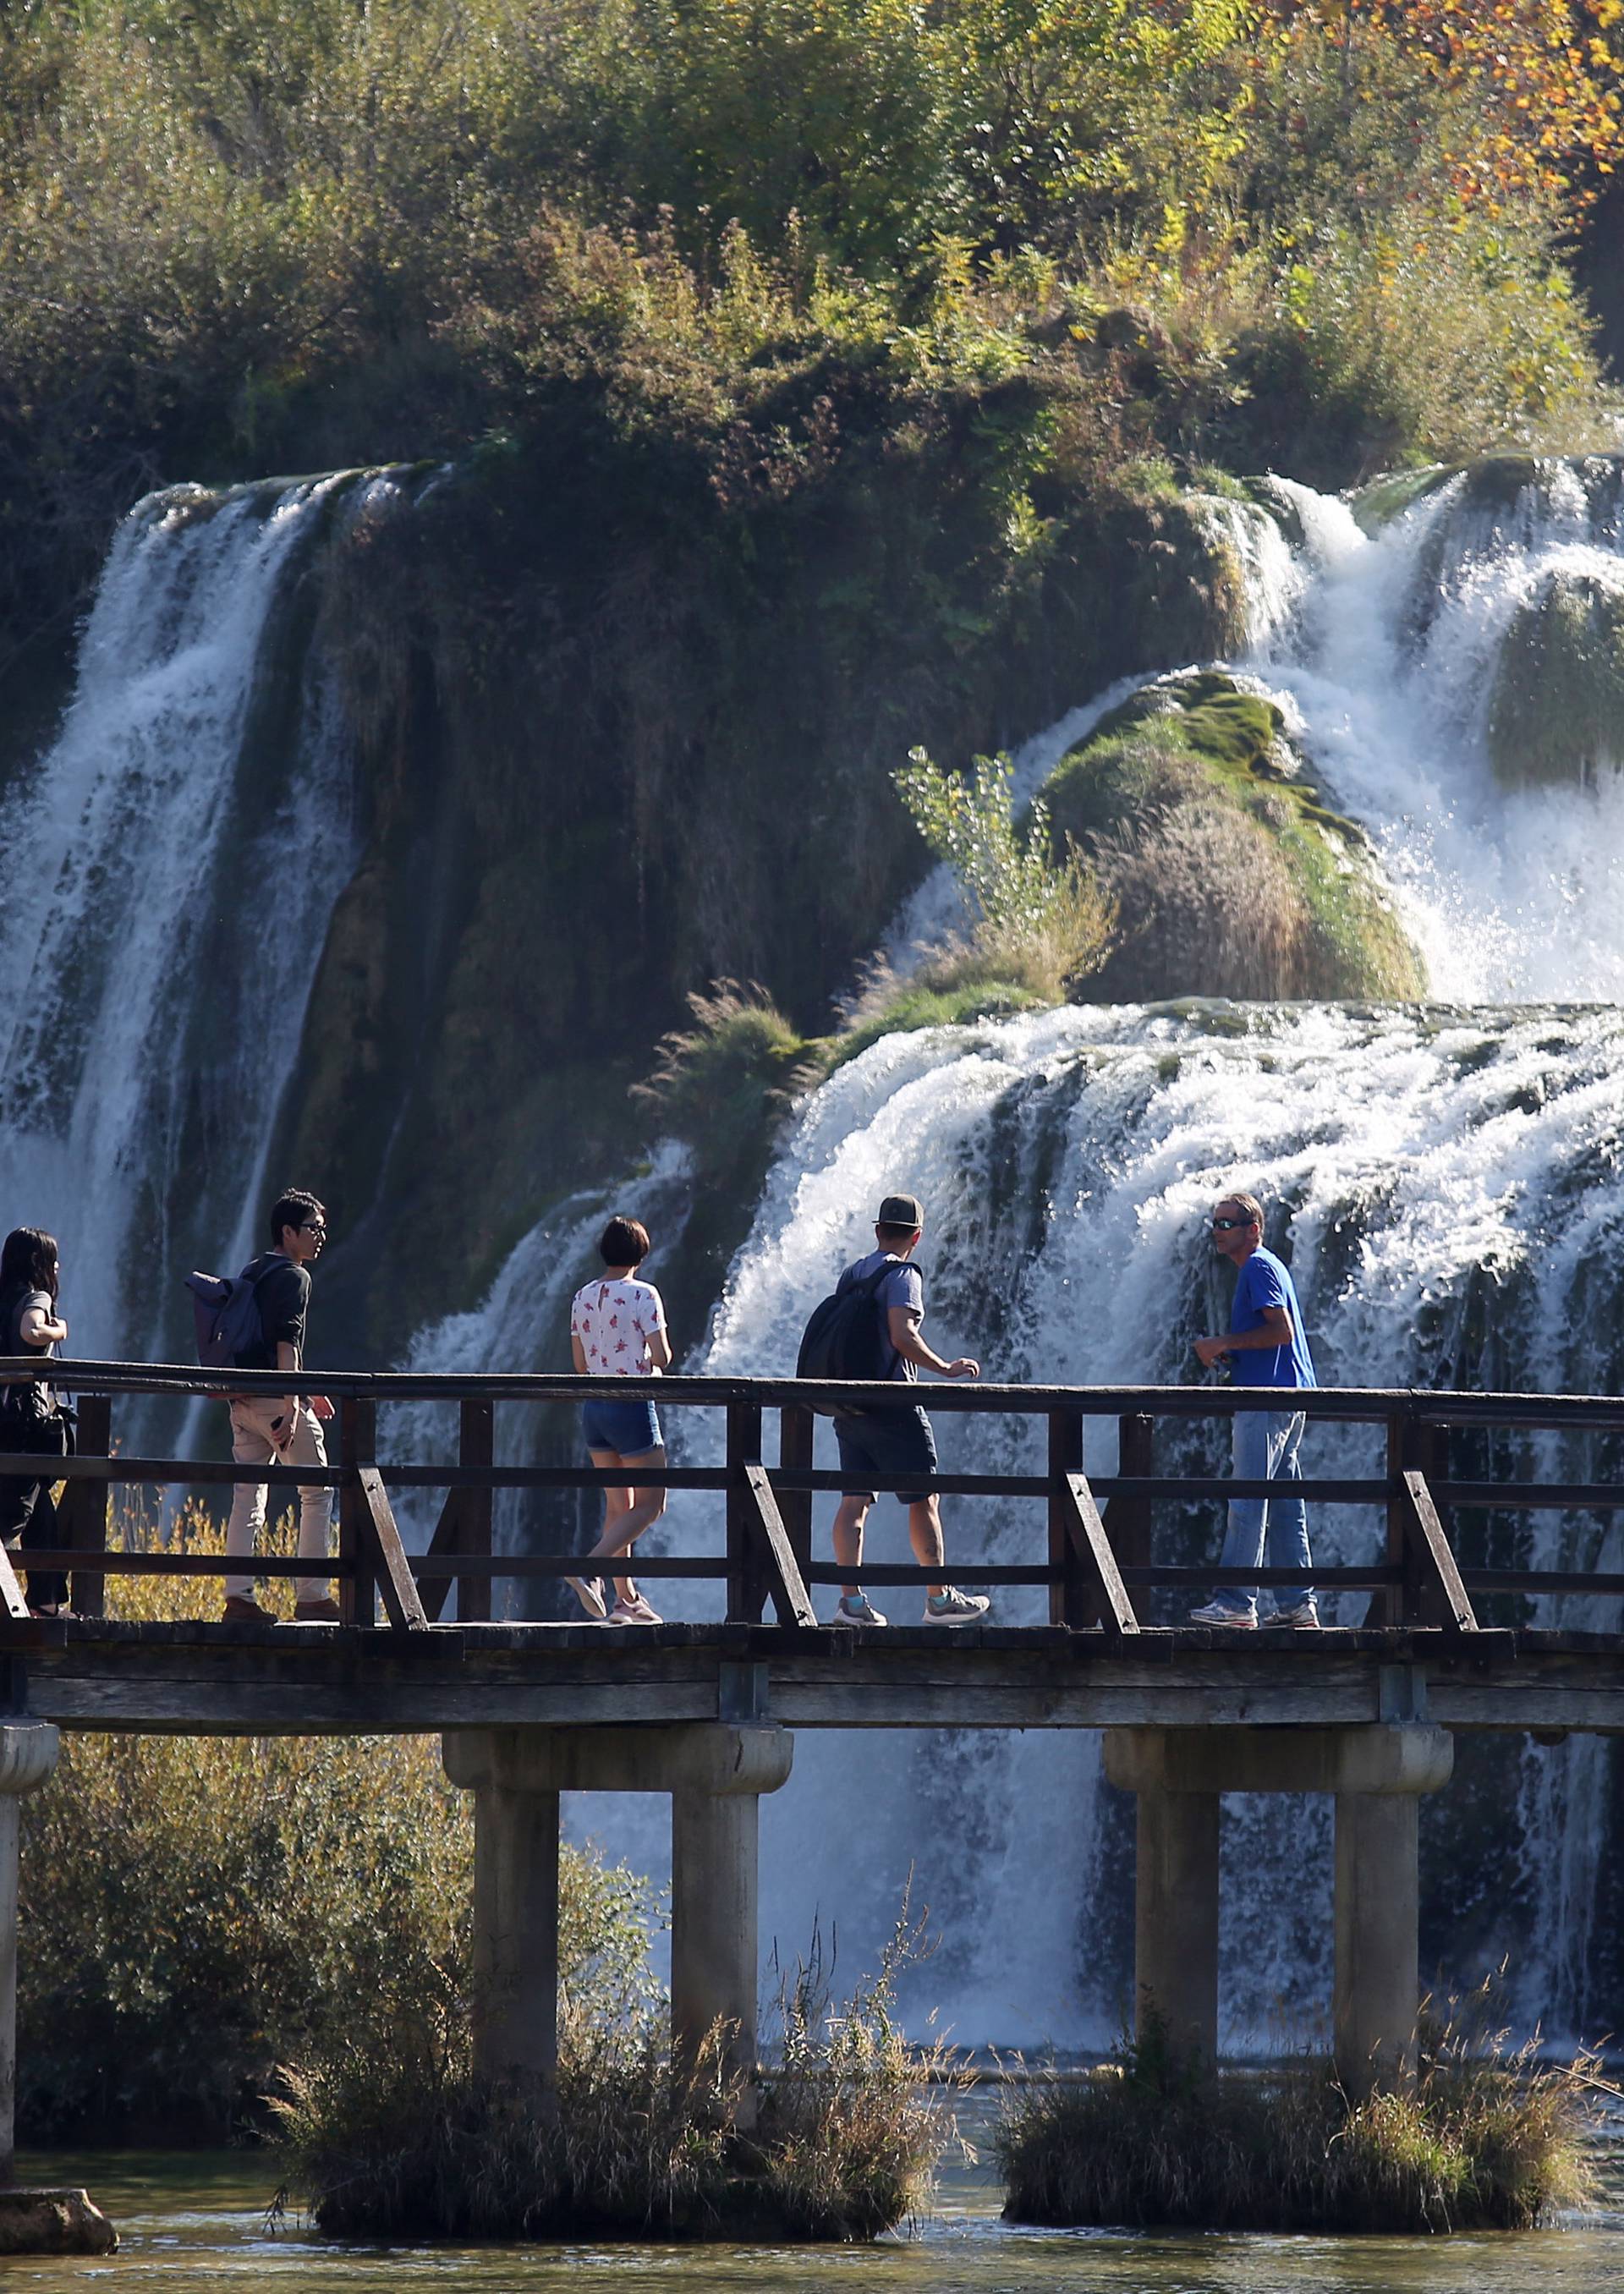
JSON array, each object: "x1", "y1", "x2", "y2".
[{"x1": 570, "y1": 1276, "x2": 667, "y2": 1375}]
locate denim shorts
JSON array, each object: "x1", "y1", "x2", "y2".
[
  {"x1": 582, "y1": 1394, "x2": 662, "y2": 1457},
  {"x1": 833, "y1": 1405, "x2": 937, "y2": 1504}
]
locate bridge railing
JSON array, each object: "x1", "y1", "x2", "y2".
[{"x1": 3, "y1": 1361, "x2": 1624, "y2": 1635}]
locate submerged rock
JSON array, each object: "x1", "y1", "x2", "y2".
[{"x1": 0, "y1": 2187, "x2": 118, "y2": 2255}]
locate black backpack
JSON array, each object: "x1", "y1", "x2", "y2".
[
  {"x1": 796, "y1": 1260, "x2": 908, "y2": 1411},
  {"x1": 183, "y1": 1263, "x2": 268, "y2": 1371}
]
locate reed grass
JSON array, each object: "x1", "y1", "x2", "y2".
[
  {"x1": 997, "y1": 1981, "x2": 1599, "y2": 2234},
  {"x1": 277, "y1": 1908, "x2": 951, "y2": 2242}
]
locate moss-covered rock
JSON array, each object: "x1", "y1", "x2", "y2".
[
  {"x1": 1488, "y1": 570, "x2": 1624, "y2": 788},
  {"x1": 1040, "y1": 671, "x2": 1427, "y2": 1002}
]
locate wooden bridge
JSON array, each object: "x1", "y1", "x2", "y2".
[{"x1": 0, "y1": 1359, "x2": 1621, "y2": 2168}]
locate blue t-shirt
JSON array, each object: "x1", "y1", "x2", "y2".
[
  {"x1": 1229, "y1": 1246, "x2": 1316, "y2": 1389},
  {"x1": 842, "y1": 1250, "x2": 924, "y2": 1382}
]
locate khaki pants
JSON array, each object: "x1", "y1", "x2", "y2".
[{"x1": 224, "y1": 1397, "x2": 333, "y2": 1604}]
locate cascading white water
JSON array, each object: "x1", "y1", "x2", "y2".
[
  {"x1": 0, "y1": 477, "x2": 365, "y2": 1380},
  {"x1": 562, "y1": 1001, "x2": 1624, "y2": 2049},
  {"x1": 550, "y1": 459, "x2": 1624, "y2": 2050},
  {"x1": 1241, "y1": 463, "x2": 1624, "y2": 999}
]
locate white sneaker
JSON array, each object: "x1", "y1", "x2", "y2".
[
  {"x1": 837, "y1": 1594, "x2": 888, "y2": 1626},
  {"x1": 1271, "y1": 1600, "x2": 1320, "y2": 1627},
  {"x1": 564, "y1": 1575, "x2": 606, "y2": 1620},
  {"x1": 924, "y1": 1588, "x2": 990, "y2": 1624},
  {"x1": 609, "y1": 1593, "x2": 662, "y2": 1625},
  {"x1": 1189, "y1": 1600, "x2": 1257, "y2": 1627}
]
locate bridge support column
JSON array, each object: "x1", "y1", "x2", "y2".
[
  {"x1": 672, "y1": 1785, "x2": 760, "y2": 2089},
  {"x1": 471, "y1": 1782, "x2": 561, "y2": 2094},
  {"x1": 445, "y1": 1726, "x2": 793, "y2": 2102},
  {"x1": 1134, "y1": 1786, "x2": 1219, "y2": 2066},
  {"x1": 0, "y1": 1723, "x2": 60, "y2": 2178},
  {"x1": 1106, "y1": 1725, "x2": 1452, "y2": 2088},
  {"x1": 1334, "y1": 1792, "x2": 1418, "y2": 2099}
]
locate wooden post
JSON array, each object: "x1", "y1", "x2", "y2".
[
  {"x1": 65, "y1": 1394, "x2": 111, "y2": 1621},
  {"x1": 776, "y1": 1404, "x2": 815, "y2": 1593},
  {"x1": 726, "y1": 1403, "x2": 765, "y2": 1623},
  {"x1": 1048, "y1": 1408, "x2": 1085, "y2": 1627},
  {"x1": 1375, "y1": 1408, "x2": 1410, "y2": 1627},
  {"x1": 458, "y1": 1399, "x2": 494, "y2": 1625},
  {"x1": 339, "y1": 1397, "x2": 376, "y2": 1628},
  {"x1": 1113, "y1": 1412, "x2": 1155, "y2": 1571}
]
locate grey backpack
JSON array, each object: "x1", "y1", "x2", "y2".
[{"x1": 183, "y1": 1266, "x2": 266, "y2": 1370}]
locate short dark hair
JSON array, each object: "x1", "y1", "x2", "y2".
[
  {"x1": 269, "y1": 1188, "x2": 325, "y2": 1248},
  {"x1": 0, "y1": 1227, "x2": 58, "y2": 1303},
  {"x1": 875, "y1": 1221, "x2": 919, "y2": 1247},
  {"x1": 600, "y1": 1216, "x2": 650, "y2": 1268}
]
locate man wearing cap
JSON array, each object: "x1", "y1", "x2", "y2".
[{"x1": 829, "y1": 1194, "x2": 990, "y2": 1627}]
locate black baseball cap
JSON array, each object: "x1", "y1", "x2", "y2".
[{"x1": 876, "y1": 1194, "x2": 924, "y2": 1229}]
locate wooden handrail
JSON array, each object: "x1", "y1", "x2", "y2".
[{"x1": 3, "y1": 1364, "x2": 1621, "y2": 1637}]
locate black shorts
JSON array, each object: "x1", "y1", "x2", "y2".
[{"x1": 833, "y1": 1406, "x2": 937, "y2": 1505}]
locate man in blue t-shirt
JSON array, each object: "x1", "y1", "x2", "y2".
[{"x1": 1189, "y1": 1190, "x2": 1319, "y2": 1628}]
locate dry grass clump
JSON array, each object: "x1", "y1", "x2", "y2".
[
  {"x1": 1090, "y1": 788, "x2": 1310, "y2": 1002},
  {"x1": 998, "y1": 1986, "x2": 1599, "y2": 2234},
  {"x1": 277, "y1": 1908, "x2": 950, "y2": 2242}
]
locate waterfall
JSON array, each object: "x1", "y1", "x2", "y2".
[
  {"x1": 546, "y1": 1002, "x2": 1617, "y2": 2050},
  {"x1": 1240, "y1": 461, "x2": 1624, "y2": 999},
  {"x1": 0, "y1": 476, "x2": 370, "y2": 1384},
  {"x1": 20, "y1": 449, "x2": 1624, "y2": 2050}
]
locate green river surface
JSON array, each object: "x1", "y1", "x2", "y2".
[{"x1": 12, "y1": 2106, "x2": 1624, "y2": 2294}]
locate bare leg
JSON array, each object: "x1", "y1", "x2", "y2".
[
  {"x1": 833, "y1": 1493, "x2": 872, "y2": 1600},
  {"x1": 587, "y1": 1447, "x2": 668, "y2": 1596},
  {"x1": 907, "y1": 1494, "x2": 947, "y2": 1602}
]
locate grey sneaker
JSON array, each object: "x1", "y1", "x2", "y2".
[
  {"x1": 1189, "y1": 1600, "x2": 1258, "y2": 1628},
  {"x1": 1271, "y1": 1600, "x2": 1320, "y2": 1627},
  {"x1": 564, "y1": 1575, "x2": 607, "y2": 1620},
  {"x1": 924, "y1": 1588, "x2": 990, "y2": 1625},
  {"x1": 837, "y1": 1594, "x2": 888, "y2": 1626}
]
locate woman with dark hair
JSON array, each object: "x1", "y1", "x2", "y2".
[
  {"x1": 0, "y1": 1227, "x2": 74, "y2": 1617},
  {"x1": 565, "y1": 1215, "x2": 672, "y2": 1623}
]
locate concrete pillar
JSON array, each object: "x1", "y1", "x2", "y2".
[
  {"x1": 1134, "y1": 1786, "x2": 1219, "y2": 2066},
  {"x1": 1335, "y1": 1791, "x2": 1419, "y2": 2099},
  {"x1": 0, "y1": 1723, "x2": 60, "y2": 2181},
  {"x1": 672, "y1": 1786, "x2": 760, "y2": 2087},
  {"x1": 470, "y1": 1783, "x2": 560, "y2": 2095},
  {"x1": 443, "y1": 1726, "x2": 793, "y2": 2105}
]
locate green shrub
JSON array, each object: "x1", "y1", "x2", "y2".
[
  {"x1": 892, "y1": 747, "x2": 1116, "y2": 1002},
  {"x1": 18, "y1": 1506, "x2": 658, "y2": 2142},
  {"x1": 997, "y1": 1995, "x2": 1599, "y2": 2234}
]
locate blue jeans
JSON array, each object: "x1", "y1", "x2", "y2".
[{"x1": 1215, "y1": 1409, "x2": 1312, "y2": 1618}]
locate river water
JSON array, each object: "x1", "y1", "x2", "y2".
[{"x1": 12, "y1": 2124, "x2": 1624, "y2": 2293}]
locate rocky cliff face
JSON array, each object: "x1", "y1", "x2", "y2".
[{"x1": 268, "y1": 438, "x2": 1249, "y2": 1352}]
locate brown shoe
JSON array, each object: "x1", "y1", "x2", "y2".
[
  {"x1": 292, "y1": 1597, "x2": 343, "y2": 1623},
  {"x1": 222, "y1": 1594, "x2": 275, "y2": 1625}
]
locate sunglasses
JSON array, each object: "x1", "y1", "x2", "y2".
[{"x1": 1211, "y1": 1215, "x2": 1256, "y2": 1232}]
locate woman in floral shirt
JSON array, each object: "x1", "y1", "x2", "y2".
[{"x1": 566, "y1": 1216, "x2": 672, "y2": 1622}]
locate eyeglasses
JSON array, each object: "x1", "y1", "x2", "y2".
[
  {"x1": 1211, "y1": 1215, "x2": 1255, "y2": 1232},
  {"x1": 300, "y1": 1220, "x2": 326, "y2": 1235}
]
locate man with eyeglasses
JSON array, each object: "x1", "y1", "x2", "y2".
[
  {"x1": 1189, "y1": 1191, "x2": 1319, "y2": 1629},
  {"x1": 221, "y1": 1186, "x2": 339, "y2": 1625}
]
